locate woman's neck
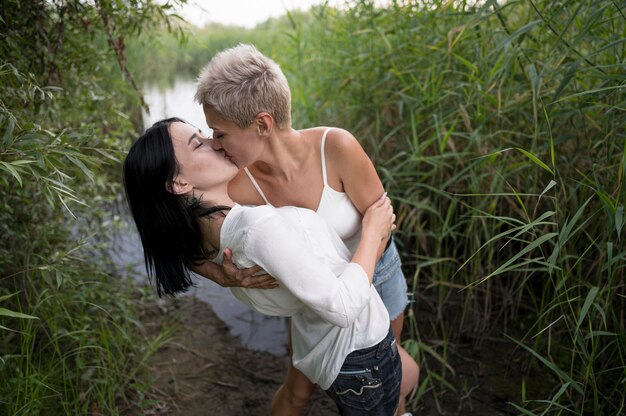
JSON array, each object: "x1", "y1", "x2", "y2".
[{"x1": 254, "y1": 128, "x2": 310, "y2": 181}]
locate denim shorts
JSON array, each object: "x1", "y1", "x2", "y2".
[
  {"x1": 373, "y1": 238, "x2": 409, "y2": 320},
  {"x1": 325, "y1": 329, "x2": 402, "y2": 415}
]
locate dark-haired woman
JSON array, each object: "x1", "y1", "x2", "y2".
[{"x1": 123, "y1": 118, "x2": 401, "y2": 415}]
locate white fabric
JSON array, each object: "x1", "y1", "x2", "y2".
[
  {"x1": 316, "y1": 128, "x2": 362, "y2": 254},
  {"x1": 243, "y1": 167, "x2": 270, "y2": 205},
  {"x1": 213, "y1": 204, "x2": 389, "y2": 389}
]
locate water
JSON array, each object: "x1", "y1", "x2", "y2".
[
  {"x1": 115, "y1": 78, "x2": 289, "y2": 356},
  {"x1": 142, "y1": 79, "x2": 212, "y2": 136}
]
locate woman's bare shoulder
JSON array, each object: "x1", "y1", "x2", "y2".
[
  {"x1": 228, "y1": 170, "x2": 267, "y2": 205},
  {"x1": 299, "y1": 126, "x2": 360, "y2": 150},
  {"x1": 323, "y1": 128, "x2": 368, "y2": 163}
]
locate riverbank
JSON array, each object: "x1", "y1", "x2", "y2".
[
  {"x1": 121, "y1": 295, "x2": 339, "y2": 415},
  {"x1": 122, "y1": 293, "x2": 535, "y2": 415}
]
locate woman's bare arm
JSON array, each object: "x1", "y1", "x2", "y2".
[{"x1": 324, "y1": 129, "x2": 386, "y2": 215}]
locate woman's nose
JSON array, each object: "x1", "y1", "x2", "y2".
[{"x1": 210, "y1": 138, "x2": 222, "y2": 150}]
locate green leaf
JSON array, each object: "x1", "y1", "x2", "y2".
[
  {"x1": 584, "y1": 331, "x2": 617, "y2": 340},
  {"x1": 0, "y1": 292, "x2": 19, "y2": 302},
  {"x1": 615, "y1": 205, "x2": 624, "y2": 238},
  {"x1": 509, "y1": 336, "x2": 583, "y2": 395},
  {"x1": 527, "y1": 63, "x2": 541, "y2": 97},
  {"x1": 9, "y1": 159, "x2": 35, "y2": 166},
  {"x1": 0, "y1": 307, "x2": 39, "y2": 320},
  {"x1": 515, "y1": 147, "x2": 554, "y2": 175},
  {"x1": 469, "y1": 232, "x2": 558, "y2": 287},
  {"x1": 0, "y1": 161, "x2": 23, "y2": 187},
  {"x1": 595, "y1": 189, "x2": 615, "y2": 213},
  {"x1": 500, "y1": 19, "x2": 542, "y2": 48},
  {"x1": 66, "y1": 155, "x2": 95, "y2": 182},
  {"x1": 2, "y1": 116, "x2": 15, "y2": 145},
  {"x1": 553, "y1": 60, "x2": 581, "y2": 101},
  {"x1": 559, "y1": 197, "x2": 593, "y2": 246},
  {"x1": 0, "y1": 324, "x2": 24, "y2": 333},
  {"x1": 552, "y1": 84, "x2": 626, "y2": 104},
  {"x1": 508, "y1": 403, "x2": 537, "y2": 416},
  {"x1": 453, "y1": 53, "x2": 478, "y2": 74},
  {"x1": 55, "y1": 270, "x2": 64, "y2": 290},
  {"x1": 91, "y1": 148, "x2": 119, "y2": 162},
  {"x1": 539, "y1": 180, "x2": 557, "y2": 201},
  {"x1": 576, "y1": 286, "x2": 599, "y2": 334}
]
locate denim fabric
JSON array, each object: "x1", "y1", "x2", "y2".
[
  {"x1": 325, "y1": 329, "x2": 402, "y2": 415},
  {"x1": 373, "y1": 238, "x2": 409, "y2": 320}
]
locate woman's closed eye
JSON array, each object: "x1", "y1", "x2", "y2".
[{"x1": 194, "y1": 136, "x2": 211, "y2": 149}]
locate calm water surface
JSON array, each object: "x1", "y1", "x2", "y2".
[{"x1": 113, "y1": 78, "x2": 289, "y2": 356}]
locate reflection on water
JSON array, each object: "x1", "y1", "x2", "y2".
[
  {"x1": 114, "y1": 79, "x2": 289, "y2": 356},
  {"x1": 142, "y1": 79, "x2": 212, "y2": 136}
]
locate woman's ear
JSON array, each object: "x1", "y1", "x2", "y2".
[
  {"x1": 168, "y1": 176, "x2": 192, "y2": 195},
  {"x1": 255, "y1": 112, "x2": 273, "y2": 137}
]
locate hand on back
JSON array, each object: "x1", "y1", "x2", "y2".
[{"x1": 190, "y1": 248, "x2": 278, "y2": 289}]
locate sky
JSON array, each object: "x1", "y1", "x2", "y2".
[{"x1": 175, "y1": 0, "x2": 344, "y2": 28}]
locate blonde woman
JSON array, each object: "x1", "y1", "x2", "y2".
[{"x1": 193, "y1": 44, "x2": 419, "y2": 416}]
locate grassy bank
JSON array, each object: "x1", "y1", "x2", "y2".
[
  {"x1": 127, "y1": 0, "x2": 625, "y2": 414},
  {"x1": 0, "y1": 1, "x2": 183, "y2": 413},
  {"x1": 291, "y1": 2, "x2": 625, "y2": 414}
]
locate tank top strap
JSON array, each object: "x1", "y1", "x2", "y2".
[
  {"x1": 243, "y1": 167, "x2": 270, "y2": 205},
  {"x1": 320, "y1": 128, "x2": 334, "y2": 186}
]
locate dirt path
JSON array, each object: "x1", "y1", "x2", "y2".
[{"x1": 126, "y1": 295, "x2": 339, "y2": 415}]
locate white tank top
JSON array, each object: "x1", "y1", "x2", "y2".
[{"x1": 243, "y1": 128, "x2": 362, "y2": 253}]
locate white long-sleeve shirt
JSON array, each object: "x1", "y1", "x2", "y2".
[{"x1": 213, "y1": 204, "x2": 389, "y2": 389}]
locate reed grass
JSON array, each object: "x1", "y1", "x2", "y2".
[
  {"x1": 0, "y1": 65, "x2": 170, "y2": 415},
  {"x1": 1, "y1": 1, "x2": 181, "y2": 413},
  {"x1": 280, "y1": 1, "x2": 625, "y2": 413}
]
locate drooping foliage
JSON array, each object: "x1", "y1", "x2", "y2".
[{"x1": 0, "y1": 1, "x2": 184, "y2": 414}]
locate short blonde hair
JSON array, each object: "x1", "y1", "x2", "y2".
[{"x1": 194, "y1": 44, "x2": 291, "y2": 129}]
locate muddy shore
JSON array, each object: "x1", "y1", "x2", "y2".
[
  {"x1": 124, "y1": 294, "x2": 524, "y2": 415},
  {"x1": 123, "y1": 295, "x2": 339, "y2": 415}
]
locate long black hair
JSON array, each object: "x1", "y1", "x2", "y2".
[{"x1": 123, "y1": 118, "x2": 226, "y2": 296}]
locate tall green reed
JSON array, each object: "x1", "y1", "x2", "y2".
[{"x1": 280, "y1": 0, "x2": 625, "y2": 413}]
